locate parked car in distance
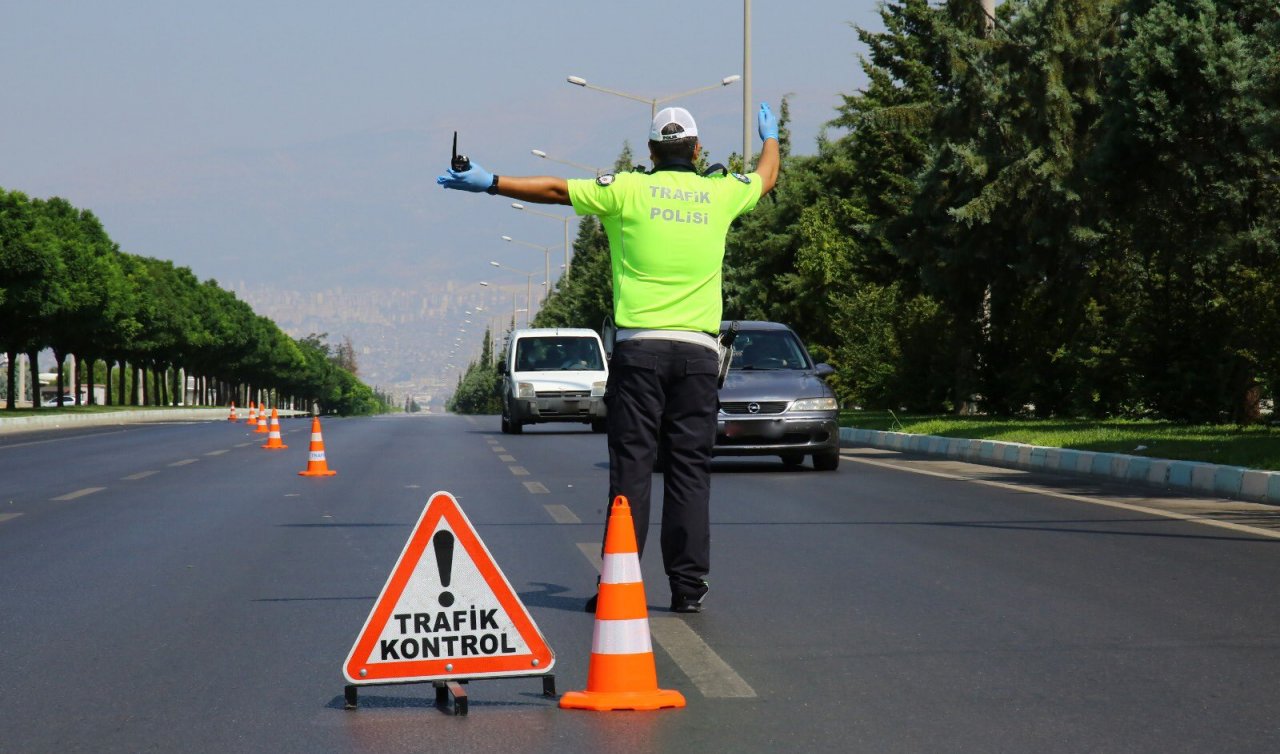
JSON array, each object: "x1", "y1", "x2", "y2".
[
  {"x1": 42, "y1": 394, "x2": 75, "y2": 407},
  {"x1": 501, "y1": 328, "x2": 609, "y2": 434},
  {"x1": 713, "y1": 321, "x2": 841, "y2": 470}
]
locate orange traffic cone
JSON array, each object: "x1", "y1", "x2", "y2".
[
  {"x1": 261, "y1": 408, "x2": 288, "y2": 450},
  {"x1": 245, "y1": 402, "x2": 258, "y2": 425},
  {"x1": 560, "y1": 496, "x2": 686, "y2": 711},
  {"x1": 255, "y1": 405, "x2": 270, "y2": 433},
  {"x1": 298, "y1": 417, "x2": 337, "y2": 476},
  {"x1": 228, "y1": 402, "x2": 238, "y2": 421}
]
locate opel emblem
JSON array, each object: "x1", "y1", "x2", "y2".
[{"x1": 748, "y1": 402, "x2": 761, "y2": 414}]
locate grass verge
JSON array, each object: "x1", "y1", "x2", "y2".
[{"x1": 841, "y1": 410, "x2": 1280, "y2": 471}]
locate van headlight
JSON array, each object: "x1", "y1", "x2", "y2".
[
  {"x1": 591, "y1": 381, "x2": 606, "y2": 397},
  {"x1": 517, "y1": 382, "x2": 536, "y2": 398},
  {"x1": 789, "y1": 397, "x2": 838, "y2": 412}
]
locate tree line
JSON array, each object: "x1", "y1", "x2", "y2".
[
  {"x1": 0, "y1": 188, "x2": 389, "y2": 415},
  {"x1": 457, "y1": 0, "x2": 1279, "y2": 424}
]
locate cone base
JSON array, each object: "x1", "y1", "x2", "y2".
[
  {"x1": 298, "y1": 468, "x2": 337, "y2": 476},
  {"x1": 559, "y1": 688, "x2": 685, "y2": 711},
  {"x1": 262, "y1": 444, "x2": 288, "y2": 450}
]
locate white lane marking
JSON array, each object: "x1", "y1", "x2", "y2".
[
  {"x1": 234, "y1": 442, "x2": 255, "y2": 447},
  {"x1": 649, "y1": 618, "x2": 757, "y2": 698},
  {"x1": 509, "y1": 466, "x2": 529, "y2": 476},
  {"x1": 121, "y1": 471, "x2": 158, "y2": 480},
  {"x1": 524, "y1": 481, "x2": 549, "y2": 494},
  {"x1": 845, "y1": 453, "x2": 1280, "y2": 541},
  {"x1": 52, "y1": 487, "x2": 106, "y2": 501},
  {"x1": 0, "y1": 513, "x2": 23, "y2": 525},
  {"x1": 544, "y1": 504, "x2": 580, "y2": 524},
  {"x1": 577, "y1": 542, "x2": 602, "y2": 571},
  {"x1": 204, "y1": 449, "x2": 229, "y2": 456},
  {"x1": 0, "y1": 429, "x2": 130, "y2": 450},
  {"x1": 168, "y1": 459, "x2": 198, "y2": 467},
  {"x1": 492, "y1": 446, "x2": 506, "y2": 453},
  {"x1": 574, "y1": 541, "x2": 755, "y2": 698},
  {"x1": 499, "y1": 454, "x2": 516, "y2": 462}
]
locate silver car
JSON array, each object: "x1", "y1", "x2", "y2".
[{"x1": 713, "y1": 321, "x2": 840, "y2": 470}]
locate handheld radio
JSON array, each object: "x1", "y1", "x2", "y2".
[
  {"x1": 451, "y1": 131, "x2": 471, "y2": 172},
  {"x1": 717, "y1": 321, "x2": 740, "y2": 388}
]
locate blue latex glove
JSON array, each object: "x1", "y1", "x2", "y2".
[
  {"x1": 758, "y1": 103, "x2": 779, "y2": 142},
  {"x1": 437, "y1": 162, "x2": 494, "y2": 192}
]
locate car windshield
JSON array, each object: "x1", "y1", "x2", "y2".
[
  {"x1": 728, "y1": 330, "x2": 810, "y2": 371},
  {"x1": 514, "y1": 336, "x2": 604, "y2": 371}
]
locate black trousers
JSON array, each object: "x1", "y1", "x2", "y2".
[{"x1": 604, "y1": 339, "x2": 719, "y2": 597}]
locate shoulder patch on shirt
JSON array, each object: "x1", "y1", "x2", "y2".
[
  {"x1": 596, "y1": 173, "x2": 615, "y2": 187},
  {"x1": 731, "y1": 172, "x2": 752, "y2": 184}
]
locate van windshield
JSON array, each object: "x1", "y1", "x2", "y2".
[{"x1": 514, "y1": 337, "x2": 604, "y2": 371}]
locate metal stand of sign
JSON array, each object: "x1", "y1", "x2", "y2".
[{"x1": 344, "y1": 673, "x2": 556, "y2": 716}]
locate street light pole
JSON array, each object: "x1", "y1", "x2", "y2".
[
  {"x1": 490, "y1": 261, "x2": 538, "y2": 327},
  {"x1": 566, "y1": 74, "x2": 741, "y2": 121},
  {"x1": 512, "y1": 202, "x2": 573, "y2": 274},
  {"x1": 743, "y1": 0, "x2": 752, "y2": 167},
  {"x1": 502, "y1": 235, "x2": 552, "y2": 301}
]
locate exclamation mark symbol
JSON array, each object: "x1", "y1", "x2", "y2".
[{"x1": 433, "y1": 530, "x2": 455, "y2": 607}]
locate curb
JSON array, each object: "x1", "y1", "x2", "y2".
[
  {"x1": 0, "y1": 408, "x2": 309, "y2": 436},
  {"x1": 840, "y1": 427, "x2": 1279, "y2": 506}
]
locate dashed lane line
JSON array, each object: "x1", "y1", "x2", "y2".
[
  {"x1": 544, "y1": 504, "x2": 580, "y2": 524},
  {"x1": 492, "y1": 446, "x2": 507, "y2": 453},
  {"x1": 168, "y1": 459, "x2": 198, "y2": 467},
  {"x1": 573, "y1": 541, "x2": 756, "y2": 699},
  {"x1": 0, "y1": 513, "x2": 23, "y2": 525},
  {"x1": 121, "y1": 471, "x2": 158, "y2": 480},
  {"x1": 499, "y1": 455, "x2": 516, "y2": 463},
  {"x1": 649, "y1": 618, "x2": 757, "y2": 698},
  {"x1": 509, "y1": 466, "x2": 529, "y2": 477},
  {"x1": 52, "y1": 487, "x2": 105, "y2": 501},
  {"x1": 234, "y1": 442, "x2": 255, "y2": 447},
  {"x1": 523, "y1": 481, "x2": 549, "y2": 494},
  {"x1": 204, "y1": 449, "x2": 229, "y2": 456}
]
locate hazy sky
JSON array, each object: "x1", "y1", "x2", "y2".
[{"x1": 3, "y1": 1, "x2": 883, "y2": 294}]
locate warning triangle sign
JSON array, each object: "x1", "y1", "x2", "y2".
[{"x1": 343, "y1": 491, "x2": 555, "y2": 684}]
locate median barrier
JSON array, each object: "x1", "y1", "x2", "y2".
[
  {"x1": 839, "y1": 426, "x2": 1280, "y2": 506},
  {"x1": 0, "y1": 407, "x2": 309, "y2": 436}
]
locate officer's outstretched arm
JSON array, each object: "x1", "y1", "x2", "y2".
[
  {"x1": 755, "y1": 103, "x2": 781, "y2": 197},
  {"x1": 496, "y1": 176, "x2": 571, "y2": 205},
  {"x1": 437, "y1": 163, "x2": 570, "y2": 205}
]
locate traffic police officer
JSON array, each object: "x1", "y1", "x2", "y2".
[{"x1": 439, "y1": 102, "x2": 780, "y2": 613}]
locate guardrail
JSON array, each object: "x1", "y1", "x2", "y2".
[{"x1": 840, "y1": 427, "x2": 1280, "y2": 505}]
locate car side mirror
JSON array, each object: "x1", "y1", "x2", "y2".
[{"x1": 814, "y1": 363, "x2": 835, "y2": 378}]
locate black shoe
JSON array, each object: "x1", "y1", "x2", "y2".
[
  {"x1": 584, "y1": 593, "x2": 598, "y2": 613},
  {"x1": 670, "y1": 582, "x2": 708, "y2": 613}
]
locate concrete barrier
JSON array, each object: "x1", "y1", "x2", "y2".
[
  {"x1": 0, "y1": 407, "x2": 309, "y2": 436},
  {"x1": 840, "y1": 426, "x2": 1279, "y2": 506}
]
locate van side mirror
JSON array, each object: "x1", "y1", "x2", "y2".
[{"x1": 814, "y1": 363, "x2": 835, "y2": 378}]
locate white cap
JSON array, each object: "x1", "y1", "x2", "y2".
[{"x1": 649, "y1": 107, "x2": 698, "y2": 142}]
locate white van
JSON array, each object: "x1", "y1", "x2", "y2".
[{"x1": 501, "y1": 328, "x2": 609, "y2": 434}]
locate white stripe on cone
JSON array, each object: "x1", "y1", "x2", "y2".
[
  {"x1": 591, "y1": 618, "x2": 653, "y2": 655},
  {"x1": 309, "y1": 451, "x2": 326, "y2": 461},
  {"x1": 601, "y1": 553, "x2": 643, "y2": 584}
]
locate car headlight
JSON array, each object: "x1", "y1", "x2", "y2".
[
  {"x1": 591, "y1": 381, "x2": 606, "y2": 397},
  {"x1": 517, "y1": 382, "x2": 536, "y2": 398},
  {"x1": 789, "y1": 397, "x2": 838, "y2": 412}
]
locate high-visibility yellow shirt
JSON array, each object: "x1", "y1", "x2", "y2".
[{"x1": 567, "y1": 167, "x2": 762, "y2": 334}]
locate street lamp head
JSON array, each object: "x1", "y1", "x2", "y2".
[
  {"x1": 480, "y1": 281, "x2": 489, "y2": 286},
  {"x1": 490, "y1": 261, "x2": 501, "y2": 267},
  {"x1": 567, "y1": 76, "x2": 587, "y2": 87},
  {"x1": 501, "y1": 235, "x2": 513, "y2": 242},
  {"x1": 511, "y1": 202, "x2": 525, "y2": 209},
  {"x1": 531, "y1": 150, "x2": 547, "y2": 158},
  {"x1": 722, "y1": 75, "x2": 741, "y2": 86}
]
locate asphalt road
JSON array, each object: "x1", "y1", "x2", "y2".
[{"x1": 2, "y1": 413, "x2": 1280, "y2": 753}]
